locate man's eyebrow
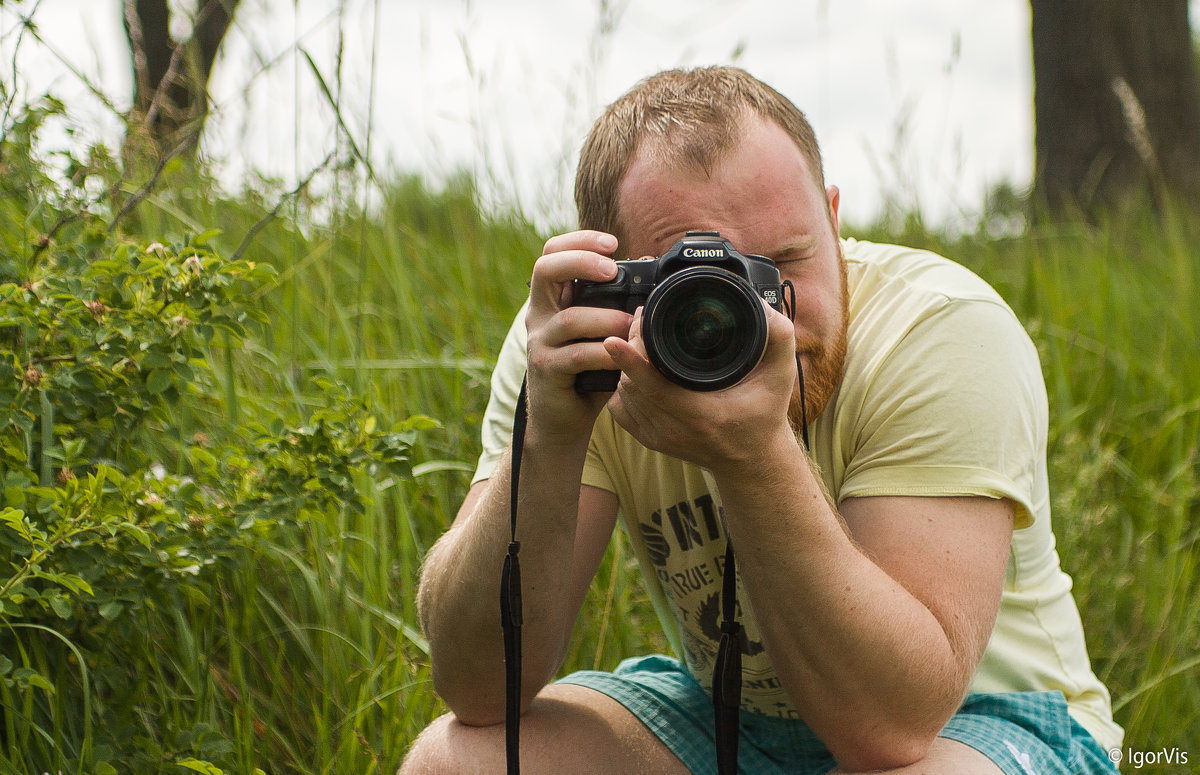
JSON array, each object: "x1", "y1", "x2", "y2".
[{"x1": 770, "y1": 237, "x2": 819, "y2": 258}]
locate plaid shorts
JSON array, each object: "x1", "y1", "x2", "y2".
[{"x1": 558, "y1": 655, "x2": 1118, "y2": 775}]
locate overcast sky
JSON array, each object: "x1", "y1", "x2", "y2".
[{"x1": 5, "y1": 1, "x2": 1189, "y2": 229}]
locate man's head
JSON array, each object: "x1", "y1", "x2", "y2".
[
  {"x1": 575, "y1": 66, "x2": 848, "y2": 425},
  {"x1": 575, "y1": 66, "x2": 829, "y2": 249}
]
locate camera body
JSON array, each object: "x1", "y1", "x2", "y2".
[{"x1": 572, "y1": 231, "x2": 783, "y2": 392}]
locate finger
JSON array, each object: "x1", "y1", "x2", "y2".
[
  {"x1": 625, "y1": 305, "x2": 644, "y2": 346},
  {"x1": 764, "y1": 303, "x2": 799, "y2": 357},
  {"x1": 542, "y1": 230, "x2": 618, "y2": 257},
  {"x1": 604, "y1": 308, "x2": 658, "y2": 385},
  {"x1": 531, "y1": 250, "x2": 619, "y2": 288},
  {"x1": 531, "y1": 340, "x2": 622, "y2": 386},
  {"x1": 538, "y1": 305, "x2": 633, "y2": 350},
  {"x1": 528, "y1": 249, "x2": 619, "y2": 313}
]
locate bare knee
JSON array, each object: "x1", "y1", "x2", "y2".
[
  {"x1": 400, "y1": 685, "x2": 688, "y2": 775},
  {"x1": 400, "y1": 711, "x2": 504, "y2": 775},
  {"x1": 828, "y1": 737, "x2": 1004, "y2": 774}
]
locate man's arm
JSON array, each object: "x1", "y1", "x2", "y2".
[
  {"x1": 417, "y1": 230, "x2": 630, "y2": 725},
  {"x1": 605, "y1": 306, "x2": 1013, "y2": 770},
  {"x1": 712, "y1": 443, "x2": 1012, "y2": 770},
  {"x1": 418, "y1": 472, "x2": 618, "y2": 725}
]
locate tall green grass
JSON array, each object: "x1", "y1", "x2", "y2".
[
  {"x1": 5, "y1": 156, "x2": 1197, "y2": 771},
  {"x1": 202, "y1": 180, "x2": 1198, "y2": 769},
  {"x1": 1018, "y1": 212, "x2": 1199, "y2": 748},
  {"x1": 96, "y1": 170, "x2": 671, "y2": 772},
  {"x1": 233, "y1": 173, "x2": 672, "y2": 762}
]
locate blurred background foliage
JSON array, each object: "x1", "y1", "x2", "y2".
[{"x1": 0, "y1": 1, "x2": 1197, "y2": 772}]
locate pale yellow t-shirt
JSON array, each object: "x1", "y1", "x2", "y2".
[{"x1": 472, "y1": 239, "x2": 1122, "y2": 750}]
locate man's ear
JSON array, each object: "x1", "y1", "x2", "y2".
[{"x1": 826, "y1": 185, "x2": 841, "y2": 237}]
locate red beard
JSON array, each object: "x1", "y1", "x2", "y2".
[{"x1": 787, "y1": 259, "x2": 849, "y2": 435}]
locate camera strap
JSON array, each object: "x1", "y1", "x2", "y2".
[
  {"x1": 712, "y1": 279, "x2": 806, "y2": 775},
  {"x1": 502, "y1": 377, "x2": 529, "y2": 775},
  {"x1": 502, "y1": 280, "x2": 805, "y2": 775},
  {"x1": 712, "y1": 539, "x2": 743, "y2": 774}
]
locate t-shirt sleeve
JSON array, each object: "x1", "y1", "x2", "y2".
[
  {"x1": 471, "y1": 299, "x2": 529, "y2": 485},
  {"x1": 836, "y1": 297, "x2": 1046, "y2": 529},
  {"x1": 580, "y1": 410, "x2": 619, "y2": 495}
]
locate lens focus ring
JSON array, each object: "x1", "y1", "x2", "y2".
[{"x1": 642, "y1": 267, "x2": 769, "y2": 391}]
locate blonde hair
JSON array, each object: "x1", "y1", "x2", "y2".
[{"x1": 574, "y1": 66, "x2": 826, "y2": 249}]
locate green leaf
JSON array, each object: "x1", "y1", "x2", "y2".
[
  {"x1": 48, "y1": 594, "x2": 73, "y2": 619},
  {"x1": 13, "y1": 668, "x2": 54, "y2": 693},
  {"x1": 147, "y1": 368, "x2": 173, "y2": 394},
  {"x1": 144, "y1": 349, "x2": 173, "y2": 369},
  {"x1": 190, "y1": 228, "x2": 223, "y2": 247},
  {"x1": 26, "y1": 672, "x2": 54, "y2": 692},
  {"x1": 0, "y1": 505, "x2": 27, "y2": 529},
  {"x1": 122, "y1": 523, "x2": 154, "y2": 549},
  {"x1": 413, "y1": 460, "x2": 474, "y2": 477},
  {"x1": 56, "y1": 573, "x2": 94, "y2": 597},
  {"x1": 98, "y1": 600, "x2": 124, "y2": 620},
  {"x1": 401, "y1": 414, "x2": 439, "y2": 431},
  {"x1": 176, "y1": 758, "x2": 225, "y2": 774},
  {"x1": 94, "y1": 463, "x2": 125, "y2": 486}
]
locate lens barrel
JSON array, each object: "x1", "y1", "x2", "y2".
[{"x1": 642, "y1": 267, "x2": 770, "y2": 391}]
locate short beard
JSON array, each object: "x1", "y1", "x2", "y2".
[{"x1": 787, "y1": 249, "x2": 849, "y2": 436}]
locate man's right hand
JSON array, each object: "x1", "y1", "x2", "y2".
[{"x1": 524, "y1": 230, "x2": 634, "y2": 444}]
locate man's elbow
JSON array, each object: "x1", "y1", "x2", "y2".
[
  {"x1": 827, "y1": 712, "x2": 950, "y2": 772},
  {"x1": 429, "y1": 662, "x2": 557, "y2": 729},
  {"x1": 438, "y1": 699, "x2": 507, "y2": 729},
  {"x1": 825, "y1": 733, "x2": 929, "y2": 772},
  {"x1": 428, "y1": 660, "x2": 508, "y2": 727}
]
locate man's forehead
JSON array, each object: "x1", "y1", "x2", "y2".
[
  {"x1": 628, "y1": 113, "x2": 802, "y2": 171},
  {"x1": 614, "y1": 119, "x2": 823, "y2": 249}
]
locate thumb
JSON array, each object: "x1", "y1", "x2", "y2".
[{"x1": 604, "y1": 306, "x2": 654, "y2": 381}]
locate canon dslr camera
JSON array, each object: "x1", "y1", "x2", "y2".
[{"x1": 573, "y1": 231, "x2": 784, "y2": 392}]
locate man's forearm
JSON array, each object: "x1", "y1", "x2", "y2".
[
  {"x1": 712, "y1": 434, "x2": 984, "y2": 770},
  {"x1": 417, "y1": 435, "x2": 592, "y2": 725}
]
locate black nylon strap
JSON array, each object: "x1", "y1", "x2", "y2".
[
  {"x1": 713, "y1": 540, "x2": 742, "y2": 774},
  {"x1": 712, "y1": 282, "x2": 808, "y2": 774},
  {"x1": 502, "y1": 377, "x2": 529, "y2": 775},
  {"x1": 503, "y1": 281, "x2": 808, "y2": 774},
  {"x1": 500, "y1": 547, "x2": 522, "y2": 773}
]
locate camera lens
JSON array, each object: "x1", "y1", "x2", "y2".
[
  {"x1": 643, "y1": 267, "x2": 769, "y2": 391},
  {"x1": 670, "y1": 296, "x2": 740, "y2": 360}
]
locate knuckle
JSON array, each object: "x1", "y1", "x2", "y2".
[
  {"x1": 555, "y1": 304, "x2": 584, "y2": 329},
  {"x1": 526, "y1": 348, "x2": 553, "y2": 376},
  {"x1": 565, "y1": 345, "x2": 592, "y2": 372},
  {"x1": 530, "y1": 253, "x2": 554, "y2": 278}
]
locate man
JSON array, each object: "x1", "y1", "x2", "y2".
[{"x1": 402, "y1": 66, "x2": 1122, "y2": 774}]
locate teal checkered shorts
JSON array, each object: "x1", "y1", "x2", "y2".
[{"x1": 558, "y1": 655, "x2": 1117, "y2": 775}]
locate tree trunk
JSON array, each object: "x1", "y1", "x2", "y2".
[
  {"x1": 122, "y1": 0, "x2": 239, "y2": 166},
  {"x1": 1030, "y1": 0, "x2": 1200, "y2": 215}
]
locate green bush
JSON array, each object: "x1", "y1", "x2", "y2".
[{"x1": 0, "y1": 101, "x2": 428, "y2": 773}]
